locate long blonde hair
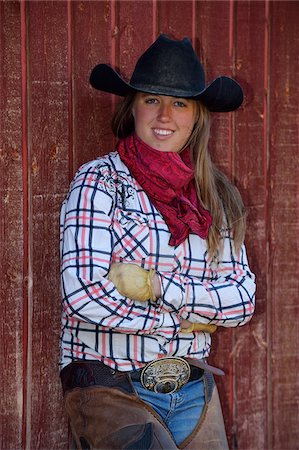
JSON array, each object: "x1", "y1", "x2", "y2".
[{"x1": 112, "y1": 93, "x2": 246, "y2": 257}]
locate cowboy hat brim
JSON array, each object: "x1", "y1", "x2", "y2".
[{"x1": 89, "y1": 64, "x2": 243, "y2": 112}]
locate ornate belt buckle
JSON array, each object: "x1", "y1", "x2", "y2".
[{"x1": 140, "y1": 357, "x2": 191, "y2": 394}]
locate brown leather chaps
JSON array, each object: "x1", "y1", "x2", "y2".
[{"x1": 62, "y1": 362, "x2": 229, "y2": 450}]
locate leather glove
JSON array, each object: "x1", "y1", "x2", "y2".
[
  {"x1": 181, "y1": 323, "x2": 217, "y2": 334},
  {"x1": 108, "y1": 263, "x2": 156, "y2": 302}
]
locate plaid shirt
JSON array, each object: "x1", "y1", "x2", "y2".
[{"x1": 60, "y1": 151, "x2": 256, "y2": 371}]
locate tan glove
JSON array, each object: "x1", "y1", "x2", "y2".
[
  {"x1": 181, "y1": 323, "x2": 217, "y2": 334},
  {"x1": 108, "y1": 263, "x2": 156, "y2": 302}
]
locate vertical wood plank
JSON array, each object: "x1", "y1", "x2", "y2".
[
  {"x1": 233, "y1": 2, "x2": 269, "y2": 449},
  {"x1": 269, "y1": 2, "x2": 299, "y2": 449},
  {"x1": 20, "y1": 2, "x2": 29, "y2": 447},
  {"x1": 0, "y1": 2, "x2": 24, "y2": 449},
  {"x1": 26, "y1": 1, "x2": 70, "y2": 448}
]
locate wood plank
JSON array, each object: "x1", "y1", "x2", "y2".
[
  {"x1": 268, "y1": 2, "x2": 299, "y2": 449},
  {"x1": 233, "y1": 2, "x2": 269, "y2": 449},
  {"x1": 26, "y1": 1, "x2": 70, "y2": 448},
  {"x1": 0, "y1": 2, "x2": 24, "y2": 449}
]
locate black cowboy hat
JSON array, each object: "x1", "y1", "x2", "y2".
[{"x1": 90, "y1": 34, "x2": 243, "y2": 112}]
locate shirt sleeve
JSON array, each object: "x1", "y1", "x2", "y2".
[
  {"x1": 156, "y1": 235, "x2": 256, "y2": 327},
  {"x1": 60, "y1": 161, "x2": 180, "y2": 338}
]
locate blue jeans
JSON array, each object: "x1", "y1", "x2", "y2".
[{"x1": 132, "y1": 378, "x2": 205, "y2": 446}]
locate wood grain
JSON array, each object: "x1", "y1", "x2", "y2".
[
  {"x1": 26, "y1": 1, "x2": 70, "y2": 448},
  {"x1": 268, "y1": 2, "x2": 299, "y2": 449},
  {"x1": 233, "y1": 2, "x2": 269, "y2": 449},
  {"x1": 0, "y1": 2, "x2": 24, "y2": 449}
]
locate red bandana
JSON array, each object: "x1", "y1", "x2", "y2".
[{"x1": 117, "y1": 134, "x2": 212, "y2": 246}]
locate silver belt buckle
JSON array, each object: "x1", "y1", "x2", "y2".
[{"x1": 140, "y1": 357, "x2": 191, "y2": 394}]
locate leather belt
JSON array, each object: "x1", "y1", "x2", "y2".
[{"x1": 60, "y1": 358, "x2": 223, "y2": 395}]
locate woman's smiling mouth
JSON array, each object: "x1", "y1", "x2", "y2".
[{"x1": 153, "y1": 128, "x2": 174, "y2": 137}]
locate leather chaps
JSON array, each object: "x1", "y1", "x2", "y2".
[{"x1": 62, "y1": 362, "x2": 229, "y2": 450}]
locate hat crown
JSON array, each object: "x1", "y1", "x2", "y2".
[{"x1": 130, "y1": 35, "x2": 206, "y2": 97}]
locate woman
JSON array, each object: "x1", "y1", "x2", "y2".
[{"x1": 60, "y1": 35, "x2": 255, "y2": 450}]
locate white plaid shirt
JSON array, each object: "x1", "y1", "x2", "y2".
[{"x1": 60, "y1": 151, "x2": 256, "y2": 371}]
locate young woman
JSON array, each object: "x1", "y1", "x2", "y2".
[{"x1": 60, "y1": 35, "x2": 256, "y2": 450}]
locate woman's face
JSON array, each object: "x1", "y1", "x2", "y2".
[{"x1": 132, "y1": 92, "x2": 198, "y2": 152}]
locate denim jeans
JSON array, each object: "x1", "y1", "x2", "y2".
[{"x1": 132, "y1": 378, "x2": 205, "y2": 446}]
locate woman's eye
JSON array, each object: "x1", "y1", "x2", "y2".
[
  {"x1": 145, "y1": 98, "x2": 159, "y2": 104},
  {"x1": 174, "y1": 101, "x2": 187, "y2": 107}
]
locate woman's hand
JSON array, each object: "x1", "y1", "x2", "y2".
[{"x1": 108, "y1": 263, "x2": 158, "y2": 302}]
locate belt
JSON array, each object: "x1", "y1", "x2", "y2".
[
  {"x1": 130, "y1": 357, "x2": 204, "y2": 394},
  {"x1": 60, "y1": 358, "x2": 223, "y2": 396}
]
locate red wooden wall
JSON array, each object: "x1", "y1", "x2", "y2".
[{"x1": 1, "y1": 1, "x2": 298, "y2": 449}]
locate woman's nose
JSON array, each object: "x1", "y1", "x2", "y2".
[{"x1": 157, "y1": 102, "x2": 171, "y2": 121}]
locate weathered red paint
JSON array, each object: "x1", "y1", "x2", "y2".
[
  {"x1": 20, "y1": 1, "x2": 29, "y2": 449},
  {"x1": 1, "y1": 1, "x2": 298, "y2": 449},
  {"x1": 232, "y1": 2, "x2": 270, "y2": 448},
  {"x1": 1, "y1": 3, "x2": 24, "y2": 450}
]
